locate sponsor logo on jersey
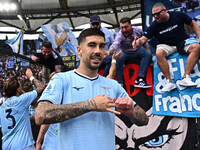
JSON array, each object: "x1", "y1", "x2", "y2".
[{"x1": 72, "y1": 87, "x2": 84, "y2": 91}]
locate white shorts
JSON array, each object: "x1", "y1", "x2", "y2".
[{"x1": 156, "y1": 44, "x2": 190, "y2": 56}]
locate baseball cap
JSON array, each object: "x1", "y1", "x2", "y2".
[{"x1": 90, "y1": 14, "x2": 101, "y2": 23}]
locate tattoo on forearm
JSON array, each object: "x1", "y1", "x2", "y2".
[
  {"x1": 41, "y1": 125, "x2": 49, "y2": 136},
  {"x1": 138, "y1": 39, "x2": 143, "y2": 47},
  {"x1": 108, "y1": 47, "x2": 115, "y2": 55},
  {"x1": 131, "y1": 105, "x2": 148, "y2": 126},
  {"x1": 89, "y1": 99, "x2": 97, "y2": 110},
  {"x1": 33, "y1": 78, "x2": 45, "y2": 95},
  {"x1": 35, "y1": 99, "x2": 98, "y2": 124}
]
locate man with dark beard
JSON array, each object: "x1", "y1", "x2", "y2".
[
  {"x1": 31, "y1": 41, "x2": 64, "y2": 74},
  {"x1": 105, "y1": 17, "x2": 152, "y2": 88}
]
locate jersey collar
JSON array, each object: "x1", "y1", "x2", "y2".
[{"x1": 74, "y1": 69, "x2": 99, "y2": 81}]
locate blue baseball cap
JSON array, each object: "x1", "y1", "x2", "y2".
[{"x1": 90, "y1": 14, "x2": 101, "y2": 23}]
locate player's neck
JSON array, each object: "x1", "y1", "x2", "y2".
[{"x1": 76, "y1": 66, "x2": 98, "y2": 78}]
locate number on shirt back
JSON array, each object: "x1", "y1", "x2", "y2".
[{"x1": 5, "y1": 109, "x2": 16, "y2": 129}]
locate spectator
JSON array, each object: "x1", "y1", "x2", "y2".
[
  {"x1": 31, "y1": 41, "x2": 68, "y2": 83},
  {"x1": 31, "y1": 41, "x2": 64, "y2": 73},
  {"x1": 133, "y1": 2, "x2": 200, "y2": 93},
  {"x1": 106, "y1": 17, "x2": 152, "y2": 88},
  {"x1": 0, "y1": 69, "x2": 45, "y2": 150},
  {"x1": 90, "y1": 14, "x2": 114, "y2": 77},
  {"x1": 35, "y1": 28, "x2": 148, "y2": 150}
]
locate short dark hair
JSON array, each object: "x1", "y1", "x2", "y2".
[
  {"x1": 23, "y1": 81, "x2": 33, "y2": 92},
  {"x1": 42, "y1": 41, "x2": 52, "y2": 49},
  {"x1": 78, "y1": 28, "x2": 105, "y2": 45},
  {"x1": 120, "y1": 17, "x2": 131, "y2": 24},
  {"x1": 4, "y1": 77, "x2": 20, "y2": 98}
]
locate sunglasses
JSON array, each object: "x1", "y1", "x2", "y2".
[
  {"x1": 152, "y1": 9, "x2": 164, "y2": 17},
  {"x1": 92, "y1": 22, "x2": 99, "y2": 26}
]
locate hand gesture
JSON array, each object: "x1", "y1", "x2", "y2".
[
  {"x1": 112, "y1": 50, "x2": 122, "y2": 61},
  {"x1": 91, "y1": 94, "x2": 121, "y2": 115},
  {"x1": 114, "y1": 97, "x2": 134, "y2": 115},
  {"x1": 132, "y1": 37, "x2": 137, "y2": 51},
  {"x1": 26, "y1": 69, "x2": 33, "y2": 79}
]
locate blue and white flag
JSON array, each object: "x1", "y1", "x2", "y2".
[
  {"x1": 152, "y1": 53, "x2": 200, "y2": 118},
  {"x1": 41, "y1": 22, "x2": 78, "y2": 58},
  {"x1": 35, "y1": 33, "x2": 47, "y2": 50},
  {"x1": 5, "y1": 28, "x2": 24, "y2": 55}
]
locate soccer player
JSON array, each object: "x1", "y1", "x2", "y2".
[
  {"x1": 35, "y1": 28, "x2": 149, "y2": 150},
  {"x1": 0, "y1": 69, "x2": 45, "y2": 150},
  {"x1": 35, "y1": 50, "x2": 122, "y2": 150}
]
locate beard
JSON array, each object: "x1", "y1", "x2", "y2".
[
  {"x1": 122, "y1": 31, "x2": 131, "y2": 37},
  {"x1": 84, "y1": 54, "x2": 103, "y2": 70}
]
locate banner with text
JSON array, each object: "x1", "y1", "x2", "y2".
[
  {"x1": 61, "y1": 55, "x2": 76, "y2": 70},
  {"x1": 153, "y1": 53, "x2": 200, "y2": 117},
  {"x1": 115, "y1": 59, "x2": 196, "y2": 150}
]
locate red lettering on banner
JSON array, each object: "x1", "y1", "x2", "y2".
[
  {"x1": 146, "y1": 65, "x2": 153, "y2": 96},
  {"x1": 123, "y1": 64, "x2": 153, "y2": 97},
  {"x1": 98, "y1": 70, "x2": 104, "y2": 76}
]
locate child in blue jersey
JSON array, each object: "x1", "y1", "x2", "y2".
[
  {"x1": 0, "y1": 69, "x2": 45, "y2": 150},
  {"x1": 35, "y1": 28, "x2": 149, "y2": 150}
]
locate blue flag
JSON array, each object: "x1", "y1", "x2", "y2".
[
  {"x1": 5, "y1": 28, "x2": 24, "y2": 55},
  {"x1": 41, "y1": 22, "x2": 78, "y2": 58},
  {"x1": 152, "y1": 53, "x2": 200, "y2": 118}
]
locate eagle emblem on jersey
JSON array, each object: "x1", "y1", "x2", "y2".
[{"x1": 100, "y1": 86, "x2": 111, "y2": 96}]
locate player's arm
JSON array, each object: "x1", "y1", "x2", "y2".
[
  {"x1": 36, "y1": 124, "x2": 50, "y2": 150},
  {"x1": 114, "y1": 97, "x2": 148, "y2": 126},
  {"x1": 128, "y1": 105, "x2": 149, "y2": 126},
  {"x1": 35, "y1": 94, "x2": 120, "y2": 125},
  {"x1": 26, "y1": 69, "x2": 45, "y2": 96}
]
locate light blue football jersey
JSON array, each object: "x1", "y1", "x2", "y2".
[
  {"x1": 0, "y1": 90, "x2": 37, "y2": 150},
  {"x1": 42, "y1": 123, "x2": 58, "y2": 150},
  {"x1": 39, "y1": 70, "x2": 136, "y2": 150}
]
